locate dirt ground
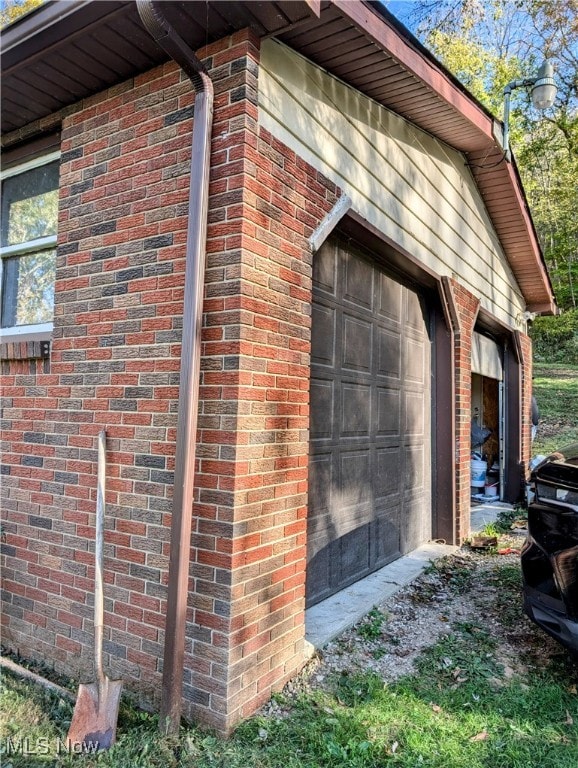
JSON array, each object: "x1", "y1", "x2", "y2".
[{"x1": 263, "y1": 531, "x2": 577, "y2": 712}]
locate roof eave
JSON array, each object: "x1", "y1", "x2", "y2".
[
  {"x1": 0, "y1": 0, "x2": 556, "y2": 315},
  {"x1": 334, "y1": 0, "x2": 556, "y2": 315}
]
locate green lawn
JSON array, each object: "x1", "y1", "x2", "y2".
[
  {"x1": 3, "y1": 557, "x2": 578, "y2": 768},
  {"x1": 532, "y1": 362, "x2": 578, "y2": 455}
]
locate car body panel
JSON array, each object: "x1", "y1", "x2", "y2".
[{"x1": 521, "y1": 444, "x2": 578, "y2": 652}]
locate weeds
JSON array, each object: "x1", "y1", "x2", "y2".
[
  {"x1": 356, "y1": 608, "x2": 386, "y2": 641},
  {"x1": 480, "y1": 522, "x2": 500, "y2": 537},
  {"x1": 424, "y1": 555, "x2": 475, "y2": 594},
  {"x1": 493, "y1": 506, "x2": 528, "y2": 533}
]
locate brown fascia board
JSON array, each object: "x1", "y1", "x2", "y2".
[
  {"x1": 505, "y1": 160, "x2": 556, "y2": 312},
  {"x1": 335, "y1": 0, "x2": 496, "y2": 145},
  {"x1": 332, "y1": 0, "x2": 556, "y2": 315}
]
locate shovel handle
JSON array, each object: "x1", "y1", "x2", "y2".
[{"x1": 94, "y1": 429, "x2": 106, "y2": 683}]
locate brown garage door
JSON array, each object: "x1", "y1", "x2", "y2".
[{"x1": 307, "y1": 236, "x2": 431, "y2": 607}]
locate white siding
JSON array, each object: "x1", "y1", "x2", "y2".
[{"x1": 259, "y1": 39, "x2": 525, "y2": 328}]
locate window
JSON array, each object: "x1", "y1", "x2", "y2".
[{"x1": 0, "y1": 153, "x2": 59, "y2": 341}]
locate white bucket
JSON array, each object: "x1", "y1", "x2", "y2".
[{"x1": 470, "y1": 459, "x2": 487, "y2": 488}]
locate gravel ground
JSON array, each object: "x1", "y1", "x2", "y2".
[
  {"x1": 262, "y1": 528, "x2": 566, "y2": 715},
  {"x1": 313, "y1": 546, "x2": 523, "y2": 686}
]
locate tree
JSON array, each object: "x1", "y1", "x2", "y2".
[
  {"x1": 390, "y1": 0, "x2": 578, "y2": 310},
  {"x1": 0, "y1": 0, "x2": 44, "y2": 29}
]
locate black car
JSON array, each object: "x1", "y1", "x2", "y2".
[{"x1": 522, "y1": 444, "x2": 578, "y2": 653}]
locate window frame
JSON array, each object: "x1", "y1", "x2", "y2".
[{"x1": 0, "y1": 150, "x2": 60, "y2": 343}]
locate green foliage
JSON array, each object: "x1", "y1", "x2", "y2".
[
  {"x1": 494, "y1": 505, "x2": 527, "y2": 533},
  {"x1": 396, "y1": 0, "x2": 578, "y2": 312},
  {"x1": 532, "y1": 361, "x2": 578, "y2": 454},
  {"x1": 0, "y1": 0, "x2": 44, "y2": 28},
  {"x1": 531, "y1": 310, "x2": 578, "y2": 364},
  {"x1": 356, "y1": 608, "x2": 386, "y2": 641},
  {"x1": 533, "y1": 360, "x2": 578, "y2": 418}
]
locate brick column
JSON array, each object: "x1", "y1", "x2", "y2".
[
  {"x1": 182, "y1": 32, "x2": 340, "y2": 733},
  {"x1": 441, "y1": 278, "x2": 480, "y2": 543},
  {"x1": 518, "y1": 331, "x2": 533, "y2": 473}
]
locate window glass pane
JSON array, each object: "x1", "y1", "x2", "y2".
[
  {"x1": 1, "y1": 249, "x2": 56, "y2": 326},
  {"x1": 1, "y1": 161, "x2": 59, "y2": 246}
]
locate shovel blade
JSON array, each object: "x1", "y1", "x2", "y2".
[{"x1": 67, "y1": 678, "x2": 122, "y2": 751}]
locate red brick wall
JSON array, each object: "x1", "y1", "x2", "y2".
[
  {"x1": 184, "y1": 32, "x2": 338, "y2": 732},
  {"x1": 1, "y1": 30, "x2": 338, "y2": 734},
  {"x1": 2, "y1": 56, "x2": 196, "y2": 711}
]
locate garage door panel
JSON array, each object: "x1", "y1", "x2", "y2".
[
  {"x1": 343, "y1": 315, "x2": 372, "y2": 372},
  {"x1": 401, "y1": 496, "x2": 428, "y2": 552},
  {"x1": 308, "y1": 453, "x2": 332, "y2": 518},
  {"x1": 341, "y1": 383, "x2": 371, "y2": 437},
  {"x1": 340, "y1": 449, "x2": 372, "y2": 507},
  {"x1": 307, "y1": 540, "x2": 331, "y2": 600},
  {"x1": 310, "y1": 379, "x2": 334, "y2": 440},
  {"x1": 343, "y1": 250, "x2": 374, "y2": 309},
  {"x1": 405, "y1": 337, "x2": 426, "y2": 384},
  {"x1": 374, "y1": 508, "x2": 402, "y2": 565},
  {"x1": 377, "y1": 327, "x2": 402, "y2": 379},
  {"x1": 376, "y1": 387, "x2": 401, "y2": 436},
  {"x1": 313, "y1": 239, "x2": 338, "y2": 295},
  {"x1": 307, "y1": 236, "x2": 431, "y2": 607},
  {"x1": 336, "y1": 524, "x2": 371, "y2": 582},
  {"x1": 405, "y1": 391, "x2": 426, "y2": 435},
  {"x1": 311, "y1": 303, "x2": 336, "y2": 367},
  {"x1": 405, "y1": 288, "x2": 427, "y2": 332},
  {"x1": 375, "y1": 446, "x2": 403, "y2": 498},
  {"x1": 403, "y1": 444, "x2": 424, "y2": 491},
  {"x1": 377, "y1": 271, "x2": 403, "y2": 323},
  {"x1": 401, "y1": 511, "x2": 426, "y2": 553}
]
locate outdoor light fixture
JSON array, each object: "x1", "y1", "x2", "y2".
[{"x1": 502, "y1": 60, "x2": 557, "y2": 162}]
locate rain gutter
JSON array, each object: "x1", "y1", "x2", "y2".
[{"x1": 136, "y1": 0, "x2": 214, "y2": 735}]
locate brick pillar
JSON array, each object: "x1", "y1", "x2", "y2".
[
  {"x1": 518, "y1": 331, "x2": 533, "y2": 474},
  {"x1": 182, "y1": 31, "x2": 340, "y2": 733},
  {"x1": 441, "y1": 278, "x2": 480, "y2": 543}
]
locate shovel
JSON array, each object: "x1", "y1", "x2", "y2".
[{"x1": 67, "y1": 429, "x2": 122, "y2": 751}]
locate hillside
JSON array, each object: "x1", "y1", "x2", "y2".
[{"x1": 532, "y1": 362, "x2": 578, "y2": 456}]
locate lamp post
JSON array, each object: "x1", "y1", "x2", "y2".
[{"x1": 502, "y1": 60, "x2": 557, "y2": 162}]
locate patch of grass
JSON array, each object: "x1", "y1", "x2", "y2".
[
  {"x1": 532, "y1": 362, "x2": 578, "y2": 455},
  {"x1": 3, "y1": 560, "x2": 578, "y2": 768},
  {"x1": 479, "y1": 522, "x2": 500, "y2": 538},
  {"x1": 423, "y1": 555, "x2": 475, "y2": 594},
  {"x1": 356, "y1": 608, "x2": 386, "y2": 641}
]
